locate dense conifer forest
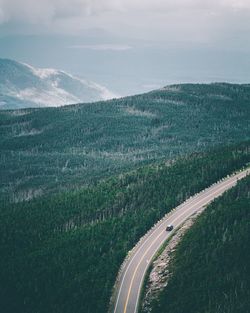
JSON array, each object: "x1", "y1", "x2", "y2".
[
  {"x1": 0, "y1": 141, "x2": 249, "y2": 313},
  {"x1": 0, "y1": 83, "x2": 250, "y2": 313},
  {"x1": 1, "y1": 83, "x2": 250, "y2": 201},
  {"x1": 148, "y1": 175, "x2": 250, "y2": 313}
]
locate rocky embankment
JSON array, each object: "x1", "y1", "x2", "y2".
[{"x1": 141, "y1": 207, "x2": 205, "y2": 313}]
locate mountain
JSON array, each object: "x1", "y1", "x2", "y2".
[
  {"x1": 0, "y1": 82, "x2": 250, "y2": 313},
  {"x1": 0, "y1": 58, "x2": 116, "y2": 109},
  {"x1": 0, "y1": 82, "x2": 249, "y2": 201}
]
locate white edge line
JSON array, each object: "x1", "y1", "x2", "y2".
[
  {"x1": 133, "y1": 170, "x2": 249, "y2": 313},
  {"x1": 113, "y1": 182, "x2": 202, "y2": 312},
  {"x1": 114, "y1": 169, "x2": 249, "y2": 313}
]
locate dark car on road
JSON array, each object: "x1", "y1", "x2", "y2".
[{"x1": 166, "y1": 225, "x2": 174, "y2": 231}]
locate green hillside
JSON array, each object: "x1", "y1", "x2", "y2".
[
  {"x1": 1, "y1": 83, "x2": 250, "y2": 201},
  {"x1": 0, "y1": 141, "x2": 249, "y2": 313},
  {"x1": 148, "y1": 174, "x2": 250, "y2": 313}
]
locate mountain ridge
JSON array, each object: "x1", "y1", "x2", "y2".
[
  {"x1": 0, "y1": 82, "x2": 249, "y2": 201},
  {"x1": 0, "y1": 58, "x2": 117, "y2": 109}
]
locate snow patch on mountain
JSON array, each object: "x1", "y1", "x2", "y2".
[
  {"x1": 0, "y1": 58, "x2": 117, "y2": 109},
  {"x1": 15, "y1": 87, "x2": 79, "y2": 107},
  {"x1": 28, "y1": 66, "x2": 59, "y2": 79}
]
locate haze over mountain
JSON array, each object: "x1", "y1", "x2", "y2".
[
  {"x1": 1, "y1": 1, "x2": 250, "y2": 95},
  {"x1": 0, "y1": 58, "x2": 116, "y2": 109}
]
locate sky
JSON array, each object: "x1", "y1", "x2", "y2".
[{"x1": 0, "y1": 0, "x2": 250, "y2": 95}]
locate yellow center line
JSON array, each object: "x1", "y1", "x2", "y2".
[
  {"x1": 121, "y1": 169, "x2": 249, "y2": 313},
  {"x1": 123, "y1": 229, "x2": 165, "y2": 313}
]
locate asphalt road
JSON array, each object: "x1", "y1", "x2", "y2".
[{"x1": 112, "y1": 168, "x2": 250, "y2": 313}]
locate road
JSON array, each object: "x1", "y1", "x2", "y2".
[{"x1": 112, "y1": 168, "x2": 250, "y2": 313}]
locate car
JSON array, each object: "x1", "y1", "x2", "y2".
[{"x1": 166, "y1": 225, "x2": 174, "y2": 231}]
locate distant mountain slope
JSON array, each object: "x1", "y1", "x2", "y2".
[
  {"x1": 0, "y1": 59, "x2": 116, "y2": 109},
  {"x1": 0, "y1": 82, "x2": 250, "y2": 201}
]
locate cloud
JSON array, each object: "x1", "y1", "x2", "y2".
[
  {"x1": 1, "y1": 0, "x2": 250, "y2": 26},
  {"x1": 222, "y1": 0, "x2": 250, "y2": 9},
  {"x1": 68, "y1": 44, "x2": 132, "y2": 51},
  {"x1": 0, "y1": 0, "x2": 250, "y2": 47},
  {"x1": 0, "y1": 0, "x2": 121, "y2": 25},
  {"x1": 0, "y1": 7, "x2": 6, "y2": 23}
]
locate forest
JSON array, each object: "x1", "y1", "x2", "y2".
[
  {"x1": 0, "y1": 83, "x2": 250, "y2": 201},
  {"x1": 0, "y1": 141, "x2": 249, "y2": 313},
  {"x1": 147, "y1": 174, "x2": 250, "y2": 313}
]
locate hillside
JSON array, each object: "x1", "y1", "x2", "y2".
[
  {"x1": 0, "y1": 142, "x2": 249, "y2": 313},
  {"x1": 147, "y1": 175, "x2": 250, "y2": 313},
  {"x1": 0, "y1": 58, "x2": 115, "y2": 110},
  {"x1": 1, "y1": 83, "x2": 250, "y2": 201}
]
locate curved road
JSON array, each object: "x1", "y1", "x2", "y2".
[{"x1": 112, "y1": 168, "x2": 250, "y2": 313}]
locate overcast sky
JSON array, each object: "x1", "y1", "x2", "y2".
[{"x1": 0, "y1": 0, "x2": 250, "y2": 95}]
